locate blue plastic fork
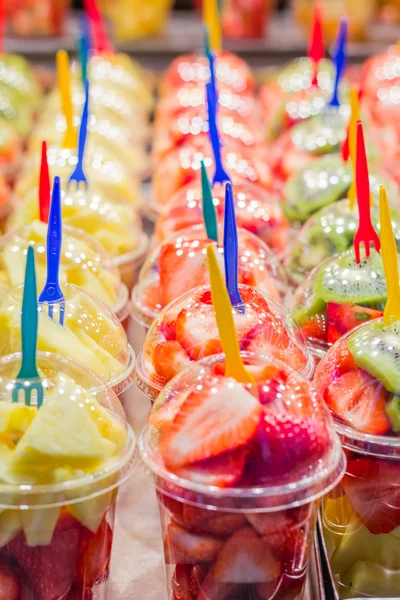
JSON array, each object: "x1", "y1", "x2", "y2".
[
  {"x1": 329, "y1": 19, "x2": 348, "y2": 108},
  {"x1": 68, "y1": 80, "x2": 89, "y2": 189},
  {"x1": 12, "y1": 247, "x2": 44, "y2": 408},
  {"x1": 206, "y1": 81, "x2": 231, "y2": 186},
  {"x1": 224, "y1": 181, "x2": 243, "y2": 309},
  {"x1": 38, "y1": 176, "x2": 65, "y2": 325},
  {"x1": 204, "y1": 26, "x2": 217, "y2": 106}
]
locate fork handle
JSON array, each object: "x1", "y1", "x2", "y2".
[
  {"x1": 42, "y1": 177, "x2": 63, "y2": 299},
  {"x1": 77, "y1": 81, "x2": 89, "y2": 167},
  {"x1": 18, "y1": 247, "x2": 40, "y2": 380}
]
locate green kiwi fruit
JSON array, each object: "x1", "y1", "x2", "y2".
[
  {"x1": 348, "y1": 320, "x2": 400, "y2": 393},
  {"x1": 291, "y1": 112, "x2": 347, "y2": 156},
  {"x1": 282, "y1": 155, "x2": 352, "y2": 223},
  {"x1": 291, "y1": 276, "x2": 327, "y2": 326},
  {"x1": 386, "y1": 395, "x2": 400, "y2": 432}
]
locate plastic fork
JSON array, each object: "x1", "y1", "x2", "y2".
[
  {"x1": 38, "y1": 176, "x2": 65, "y2": 325},
  {"x1": 84, "y1": 0, "x2": 114, "y2": 54},
  {"x1": 0, "y1": 0, "x2": 5, "y2": 54},
  {"x1": 224, "y1": 182, "x2": 243, "y2": 308},
  {"x1": 201, "y1": 159, "x2": 218, "y2": 244},
  {"x1": 68, "y1": 81, "x2": 89, "y2": 190},
  {"x1": 347, "y1": 88, "x2": 361, "y2": 209},
  {"x1": 329, "y1": 19, "x2": 348, "y2": 108},
  {"x1": 12, "y1": 247, "x2": 43, "y2": 408},
  {"x1": 308, "y1": 4, "x2": 324, "y2": 87},
  {"x1": 204, "y1": 26, "x2": 217, "y2": 105},
  {"x1": 206, "y1": 81, "x2": 230, "y2": 186},
  {"x1": 353, "y1": 121, "x2": 380, "y2": 264},
  {"x1": 39, "y1": 141, "x2": 51, "y2": 224},
  {"x1": 379, "y1": 186, "x2": 400, "y2": 326},
  {"x1": 56, "y1": 50, "x2": 77, "y2": 150},
  {"x1": 203, "y1": 0, "x2": 221, "y2": 53},
  {"x1": 79, "y1": 33, "x2": 89, "y2": 86},
  {"x1": 207, "y1": 245, "x2": 256, "y2": 391}
]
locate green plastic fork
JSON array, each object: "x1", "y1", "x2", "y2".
[{"x1": 12, "y1": 246, "x2": 43, "y2": 407}]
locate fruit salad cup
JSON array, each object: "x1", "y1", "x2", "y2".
[
  {"x1": 139, "y1": 352, "x2": 345, "y2": 600},
  {"x1": 7, "y1": 187, "x2": 149, "y2": 292},
  {"x1": 284, "y1": 198, "x2": 400, "y2": 287},
  {"x1": 0, "y1": 220, "x2": 130, "y2": 328},
  {"x1": 314, "y1": 322, "x2": 400, "y2": 597},
  {"x1": 154, "y1": 181, "x2": 289, "y2": 254},
  {"x1": 0, "y1": 350, "x2": 136, "y2": 600},
  {"x1": 135, "y1": 284, "x2": 314, "y2": 400},
  {"x1": 290, "y1": 248, "x2": 390, "y2": 360},
  {"x1": 0, "y1": 283, "x2": 135, "y2": 400}
]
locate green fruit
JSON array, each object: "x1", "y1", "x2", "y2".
[
  {"x1": 340, "y1": 561, "x2": 400, "y2": 598},
  {"x1": 291, "y1": 276, "x2": 326, "y2": 326},
  {"x1": 348, "y1": 320, "x2": 400, "y2": 393},
  {"x1": 315, "y1": 249, "x2": 388, "y2": 306},
  {"x1": 386, "y1": 395, "x2": 400, "y2": 432},
  {"x1": 291, "y1": 112, "x2": 347, "y2": 156}
]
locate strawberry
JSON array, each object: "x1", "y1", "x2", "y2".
[
  {"x1": 264, "y1": 526, "x2": 307, "y2": 565},
  {"x1": 173, "y1": 447, "x2": 247, "y2": 488},
  {"x1": 153, "y1": 341, "x2": 192, "y2": 382},
  {"x1": 0, "y1": 560, "x2": 20, "y2": 600},
  {"x1": 342, "y1": 458, "x2": 400, "y2": 534},
  {"x1": 150, "y1": 389, "x2": 192, "y2": 430},
  {"x1": 171, "y1": 564, "x2": 209, "y2": 600},
  {"x1": 245, "y1": 322, "x2": 307, "y2": 374},
  {"x1": 326, "y1": 303, "x2": 383, "y2": 342},
  {"x1": 167, "y1": 523, "x2": 223, "y2": 562},
  {"x1": 194, "y1": 514, "x2": 247, "y2": 538},
  {"x1": 8, "y1": 513, "x2": 81, "y2": 600},
  {"x1": 175, "y1": 307, "x2": 221, "y2": 360},
  {"x1": 314, "y1": 337, "x2": 357, "y2": 394},
  {"x1": 245, "y1": 512, "x2": 295, "y2": 537},
  {"x1": 159, "y1": 376, "x2": 262, "y2": 468},
  {"x1": 75, "y1": 517, "x2": 113, "y2": 590},
  {"x1": 159, "y1": 314, "x2": 177, "y2": 341},
  {"x1": 301, "y1": 314, "x2": 327, "y2": 342},
  {"x1": 325, "y1": 369, "x2": 390, "y2": 435}
]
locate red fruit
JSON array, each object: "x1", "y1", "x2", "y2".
[
  {"x1": 194, "y1": 514, "x2": 247, "y2": 538},
  {"x1": 245, "y1": 512, "x2": 295, "y2": 537},
  {"x1": 245, "y1": 322, "x2": 307, "y2": 374},
  {"x1": 159, "y1": 314, "x2": 177, "y2": 341},
  {"x1": 0, "y1": 560, "x2": 20, "y2": 600},
  {"x1": 149, "y1": 389, "x2": 192, "y2": 430},
  {"x1": 167, "y1": 523, "x2": 223, "y2": 563},
  {"x1": 314, "y1": 337, "x2": 357, "y2": 394},
  {"x1": 264, "y1": 526, "x2": 307, "y2": 564},
  {"x1": 153, "y1": 341, "x2": 192, "y2": 381},
  {"x1": 326, "y1": 303, "x2": 383, "y2": 340},
  {"x1": 159, "y1": 376, "x2": 262, "y2": 468},
  {"x1": 8, "y1": 513, "x2": 81, "y2": 600},
  {"x1": 342, "y1": 458, "x2": 400, "y2": 534},
  {"x1": 171, "y1": 563, "x2": 209, "y2": 600},
  {"x1": 175, "y1": 307, "x2": 221, "y2": 361},
  {"x1": 327, "y1": 322, "x2": 342, "y2": 345},
  {"x1": 173, "y1": 447, "x2": 247, "y2": 488},
  {"x1": 75, "y1": 518, "x2": 113, "y2": 590},
  {"x1": 301, "y1": 314, "x2": 327, "y2": 342},
  {"x1": 325, "y1": 369, "x2": 390, "y2": 435}
]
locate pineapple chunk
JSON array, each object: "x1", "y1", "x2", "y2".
[
  {"x1": 0, "y1": 510, "x2": 21, "y2": 548},
  {"x1": 66, "y1": 267, "x2": 117, "y2": 307},
  {"x1": 0, "y1": 403, "x2": 36, "y2": 438},
  {"x1": 72, "y1": 329, "x2": 125, "y2": 380},
  {"x1": 21, "y1": 506, "x2": 61, "y2": 547}
]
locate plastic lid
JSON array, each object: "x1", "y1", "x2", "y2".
[
  {"x1": 285, "y1": 198, "x2": 400, "y2": 286},
  {"x1": 290, "y1": 248, "x2": 389, "y2": 357},
  {"x1": 0, "y1": 282, "x2": 135, "y2": 394},
  {"x1": 290, "y1": 109, "x2": 349, "y2": 155},
  {"x1": 276, "y1": 57, "x2": 335, "y2": 94},
  {"x1": 139, "y1": 352, "x2": 344, "y2": 511},
  {"x1": 135, "y1": 283, "x2": 314, "y2": 398},
  {"x1": 132, "y1": 224, "x2": 288, "y2": 323},
  {"x1": 314, "y1": 320, "x2": 400, "y2": 457},
  {"x1": 0, "y1": 350, "x2": 136, "y2": 508},
  {"x1": 8, "y1": 187, "x2": 145, "y2": 260}
]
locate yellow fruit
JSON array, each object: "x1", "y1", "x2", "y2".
[
  {"x1": 21, "y1": 506, "x2": 61, "y2": 547},
  {"x1": 0, "y1": 510, "x2": 21, "y2": 547},
  {"x1": 72, "y1": 329, "x2": 125, "y2": 381},
  {"x1": 0, "y1": 403, "x2": 36, "y2": 439}
]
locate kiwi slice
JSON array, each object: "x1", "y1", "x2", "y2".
[
  {"x1": 291, "y1": 277, "x2": 326, "y2": 326},
  {"x1": 291, "y1": 112, "x2": 347, "y2": 156},
  {"x1": 348, "y1": 320, "x2": 400, "y2": 393},
  {"x1": 315, "y1": 249, "x2": 388, "y2": 306},
  {"x1": 386, "y1": 395, "x2": 400, "y2": 432},
  {"x1": 282, "y1": 155, "x2": 352, "y2": 223}
]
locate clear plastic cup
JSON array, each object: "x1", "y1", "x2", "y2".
[
  {"x1": 0, "y1": 350, "x2": 136, "y2": 600},
  {"x1": 314, "y1": 322, "x2": 400, "y2": 598},
  {"x1": 135, "y1": 283, "x2": 314, "y2": 400},
  {"x1": 289, "y1": 247, "x2": 390, "y2": 361},
  {"x1": 0, "y1": 282, "x2": 135, "y2": 399},
  {"x1": 139, "y1": 352, "x2": 345, "y2": 600},
  {"x1": 154, "y1": 180, "x2": 289, "y2": 254}
]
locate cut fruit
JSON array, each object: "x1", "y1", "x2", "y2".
[
  {"x1": 291, "y1": 284, "x2": 326, "y2": 328},
  {"x1": 153, "y1": 340, "x2": 192, "y2": 381},
  {"x1": 175, "y1": 307, "x2": 221, "y2": 361},
  {"x1": 244, "y1": 321, "x2": 307, "y2": 373},
  {"x1": 314, "y1": 337, "x2": 357, "y2": 393},
  {"x1": 326, "y1": 303, "x2": 383, "y2": 338},
  {"x1": 386, "y1": 395, "x2": 400, "y2": 432},
  {"x1": 173, "y1": 447, "x2": 247, "y2": 488},
  {"x1": 21, "y1": 507, "x2": 61, "y2": 547},
  {"x1": 0, "y1": 510, "x2": 21, "y2": 548},
  {"x1": 341, "y1": 561, "x2": 400, "y2": 598},
  {"x1": 0, "y1": 559, "x2": 21, "y2": 600},
  {"x1": 150, "y1": 389, "x2": 192, "y2": 431},
  {"x1": 0, "y1": 403, "x2": 36, "y2": 439},
  {"x1": 167, "y1": 523, "x2": 223, "y2": 562},
  {"x1": 348, "y1": 320, "x2": 400, "y2": 393},
  {"x1": 75, "y1": 517, "x2": 113, "y2": 589}
]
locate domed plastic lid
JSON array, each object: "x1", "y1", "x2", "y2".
[
  {"x1": 139, "y1": 352, "x2": 344, "y2": 511},
  {"x1": 131, "y1": 224, "x2": 288, "y2": 325},
  {"x1": 154, "y1": 181, "x2": 289, "y2": 254},
  {"x1": 314, "y1": 319, "x2": 400, "y2": 457},
  {"x1": 0, "y1": 283, "x2": 135, "y2": 395},
  {"x1": 285, "y1": 198, "x2": 400, "y2": 286},
  {"x1": 135, "y1": 283, "x2": 314, "y2": 399},
  {"x1": 290, "y1": 109, "x2": 349, "y2": 155},
  {"x1": 0, "y1": 221, "x2": 124, "y2": 311},
  {"x1": 0, "y1": 351, "x2": 136, "y2": 508},
  {"x1": 290, "y1": 248, "x2": 389, "y2": 358},
  {"x1": 276, "y1": 57, "x2": 335, "y2": 94}
]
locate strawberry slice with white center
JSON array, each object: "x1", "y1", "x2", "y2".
[
  {"x1": 173, "y1": 446, "x2": 247, "y2": 488},
  {"x1": 159, "y1": 375, "x2": 262, "y2": 468},
  {"x1": 153, "y1": 341, "x2": 193, "y2": 382},
  {"x1": 167, "y1": 523, "x2": 223, "y2": 562},
  {"x1": 150, "y1": 388, "x2": 192, "y2": 430}
]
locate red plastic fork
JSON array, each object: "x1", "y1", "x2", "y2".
[
  {"x1": 353, "y1": 120, "x2": 380, "y2": 264},
  {"x1": 39, "y1": 141, "x2": 50, "y2": 224},
  {"x1": 308, "y1": 4, "x2": 324, "y2": 87},
  {"x1": 84, "y1": 0, "x2": 114, "y2": 54},
  {"x1": 0, "y1": 0, "x2": 5, "y2": 54}
]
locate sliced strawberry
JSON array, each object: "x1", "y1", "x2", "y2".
[
  {"x1": 159, "y1": 376, "x2": 262, "y2": 468},
  {"x1": 194, "y1": 514, "x2": 247, "y2": 538},
  {"x1": 173, "y1": 447, "x2": 247, "y2": 488},
  {"x1": 150, "y1": 389, "x2": 192, "y2": 430},
  {"x1": 264, "y1": 525, "x2": 307, "y2": 564},
  {"x1": 159, "y1": 314, "x2": 177, "y2": 341},
  {"x1": 153, "y1": 341, "x2": 192, "y2": 382},
  {"x1": 141, "y1": 283, "x2": 162, "y2": 312},
  {"x1": 314, "y1": 337, "x2": 357, "y2": 394},
  {"x1": 0, "y1": 560, "x2": 20, "y2": 600},
  {"x1": 325, "y1": 370, "x2": 390, "y2": 435},
  {"x1": 301, "y1": 314, "x2": 327, "y2": 342},
  {"x1": 245, "y1": 322, "x2": 307, "y2": 373},
  {"x1": 326, "y1": 303, "x2": 383, "y2": 339},
  {"x1": 75, "y1": 517, "x2": 113, "y2": 590},
  {"x1": 175, "y1": 307, "x2": 221, "y2": 361},
  {"x1": 342, "y1": 458, "x2": 400, "y2": 534},
  {"x1": 172, "y1": 564, "x2": 208, "y2": 600},
  {"x1": 167, "y1": 523, "x2": 223, "y2": 562},
  {"x1": 245, "y1": 512, "x2": 295, "y2": 537},
  {"x1": 8, "y1": 513, "x2": 81, "y2": 600},
  {"x1": 211, "y1": 527, "x2": 281, "y2": 584},
  {"x1": 327, "y1": 321, "x2": 342, "y2": 345}
]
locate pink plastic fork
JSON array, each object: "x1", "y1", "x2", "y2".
[{"x1": 353, "y1": 120, "x2": 380, "y2": 264}]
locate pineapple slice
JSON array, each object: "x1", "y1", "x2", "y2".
[
  {"x1": 0, "y1": 311, "x2": 11, "y2": 356},
  {"x1": 66, "y1": 267, "x2": 118, "y2": 307},
  {"x1": 21, "y1": 506, "x2": 61, "y2": 547},
  {"x1": 0, "y1": 403, "x2": 36, "y2": 439},
  {"x1": 72, "y1": 329, "x2": 125, "y2": 381},
  {"x1": 68, "y1": 487, "x2": 115, "y2": 533},
  {"x1": 0, "y1": 510, "x2": 21, "y2": 548}
]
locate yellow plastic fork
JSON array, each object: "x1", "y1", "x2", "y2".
[
  {"x1": 380, "y1": 186, "x2": 400, "y2": 326},
  {"x1": 203, "y1": 0, "x2": 221, "y2": 53},
  {"x1": 348, "y1": 87, "x2": 360, "y2": 210},
  {"x1": 56, "y1": 50, "x2": 77, "y2": 150},
  {"x1": 207, "y1": 245, "x2": 256, "y2": 390}
]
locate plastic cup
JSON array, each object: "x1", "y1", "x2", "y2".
[
  {"x1": 139, "y1": 352, "x2": 345, "y2": 600},
  {"x1": 314, "y1": 324, "x2": 400, "y2": 598},
  {"x1": 135, "y1": 283, "x2": 315, "y2": 401},
  {"x1": 0, "y1": 282, "x2": 135, "y2": 400},
  {"x1": 111, "y1": 228, "x2": 149, "y2": 294},
  {"x1": 0, "y1": 350, "x2": 136, "y2": 600}
]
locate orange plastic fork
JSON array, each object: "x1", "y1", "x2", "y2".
[{"x1": 353, "y1": 120, "x2": 380, "y2": 264}]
